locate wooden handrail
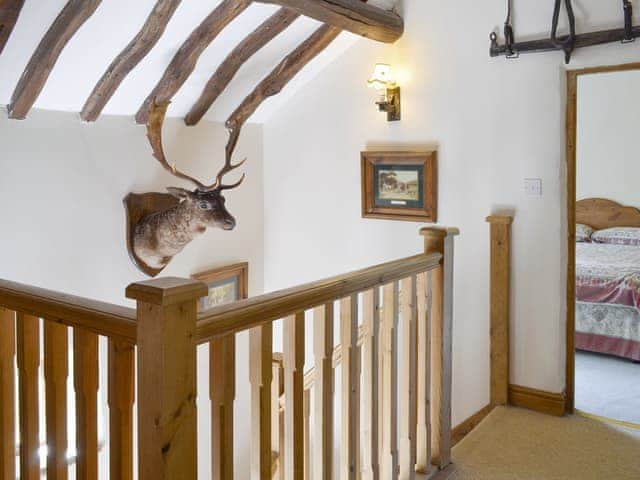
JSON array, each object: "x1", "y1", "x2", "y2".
[
  {"x1": 0, "y1": 279, "x2": 137, "y2": 343},
  {"x1": 195, "y1": 253, "x2": 441, "y2": 342}
]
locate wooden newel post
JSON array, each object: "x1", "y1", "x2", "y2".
[
  {"x1": 420, "y1": 227, "x2": 458, "y2": 470},
  {"x1": 126, "y1": 277, "x2": 208, "y2": 480},
  {"x1": 486, "y1": 216, "x2": 513, "y2": 407}
]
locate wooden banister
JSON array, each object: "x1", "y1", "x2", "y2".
[
  {"x1": 196, "y1": 253, "x2": 442, "y2": 341},
  {"x1": 0, "y1": 279, "x2": 137, "y2": 342}
]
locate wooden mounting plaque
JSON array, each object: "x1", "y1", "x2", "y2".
[{"x1": 124, "y1": 192, "x2": 179, "y2": 277}]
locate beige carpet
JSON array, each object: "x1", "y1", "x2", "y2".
[{"x1": 435, "y1": 406, "x2": 640, "y2": 480}]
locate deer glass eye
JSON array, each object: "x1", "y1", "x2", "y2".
[{"x1": 198, "y1": 202, "x2": 211, "y2": 210}]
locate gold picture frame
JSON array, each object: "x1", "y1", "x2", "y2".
[{"x1": 192, "y1": 262, "x2": 248, "y2": 311}]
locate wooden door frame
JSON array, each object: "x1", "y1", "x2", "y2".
[{"x1": 565, "y1": 61, "x2": 640, "y2": 414}]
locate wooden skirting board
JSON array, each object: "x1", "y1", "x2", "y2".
[
  {"x1": 508, "y1": 385, "x2": 566, "y2": 417},
  {"x1": 451, "y1": 404, "x2": 495, "y2": 447}
]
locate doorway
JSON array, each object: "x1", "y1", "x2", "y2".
[{"x1": 566, "y1": 63, "x2": 640, "y2": 425}]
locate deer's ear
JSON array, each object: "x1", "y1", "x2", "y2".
[{"x1": 166, "y1": 187, "x2": 192, "y2": 200}]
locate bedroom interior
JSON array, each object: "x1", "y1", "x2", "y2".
[
  {"x1": 2, "y1": 1, "x2": 640, "y2": 480},
  {"x1": 569, "y1": 65, "x2": 640, "y2": 426}
]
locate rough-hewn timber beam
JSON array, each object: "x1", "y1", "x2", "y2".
[
  {"x1": 253, "y1": 0, "x2": 402, "y2": 43},
  {"x1": 185, "y1": 8, "x2": 300, "y2": 126},
  {"x1": 225, "y1": 24, "x2": 341, "y2": 159},
  {"x1": 81, "y1": 0, "x2": 183, "y2": 122},
  {"x1": 7, "y1": 0, "x2": 102, "y2": 119},
  {"x1": 0, "y1": 0, "x2": 25, "y2": 55},
  {"x1": 135, "y1": 0, "x2": 251, "y2": 124}
]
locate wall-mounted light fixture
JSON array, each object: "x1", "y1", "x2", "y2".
[{"x1": 367, "y1": 63, "x2": 401, "y2": 122}]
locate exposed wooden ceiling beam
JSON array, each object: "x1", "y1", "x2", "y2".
[
  {"x1": 80, "y1": 0, "x2": 183, "y2": 122},
  {"x1": 225, "y1": 24, "x2": 341, "y2": 159},
  {"x1": 7, "y1": 0, "x2": 102, "y2": 120},
  {"x1": 253, "y1": 0, "x2": 403, "y2": 43},
  {"x1": 184, "y1": 7, "x2": 300, "y2": 126},
  {"x1": 0, "y1": 0, "x2": 25, "y2": 56},
  {"x1": 135, "y1": 0, "x2": 251, "y2": 124}
]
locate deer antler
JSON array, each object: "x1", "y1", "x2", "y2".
[{"x1": 147, "y1": 101, "x2": 245, "y2": 191}]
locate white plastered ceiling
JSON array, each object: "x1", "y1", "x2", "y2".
[{"x1": 0, "y1": 0, "x2": 396, "y2": 123}]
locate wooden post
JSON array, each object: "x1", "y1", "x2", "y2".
[
  {"x1": 421, "y1": 227, "x2": 459, "y2": 470},
  {"x1": 313, "y1": 304, "x2": 334, "y2": 480},
  {"x1": 44, "y1": 320, "x2": 69, "y2": 480},
  {"x1": 126, "y1": 277, "x2": 207, "y2": 480},
  {"x1": 108, "y1": 339, "x2": 135, "y2": 480},
  {"x1": 249, "y1": 325, "x2": 272, "y2": 479},
  {"x1": 283, "y1": 312, "x2": 305, "y2": 479},
  {"x1": 486, "y1": 216, "x2": 513, "y2": 406},
  {"x1": 341, "y1": 294, "x2": 360, "y2": 480},
  {"x1": 0, "y1": 308, "x2": 15, "y2": 480},
  {"x1": 361, "y1": 290, "x2": 380, "y2": 480},
  {"x1": 73, "y1": 328, "x2": 99, "y2": 479},
  {"x1": 16, "y1": 313, "x2": 40, "y2": 480}
]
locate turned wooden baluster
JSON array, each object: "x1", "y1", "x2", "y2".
[
  {"x1": 283, "y1": 313, "x2": 305, "y2": 479},
  {"x1": 108, "y1": 339, "x2": 135, "y2": 480},
  {"x1": 127, "y1": 278, "x2": 207, "y2": 480},
  {"x1": 421, "y1": 227, "x2": 458, "y2": 470},
  {"x1": 362, "y1": 289, "x2": 380, "y2": 480},
  {"x1": 250, "y1": 324, "x2": 272, "y2": 479},
  {"x1": 415, "y1": 272, "x2": 432, "y2": 474},
  {"x1": 341, "y1": 295, "x2": 360, "y2": 479},
  {"x1": 399, "y1": 277, "x2": 418, "y2": 480},
  {"x1": 380, "y1": 282, "x2": 399, "y2": 479},
  {"x1": 0, "y1": 308, "x2": 16, "y2": 480},
  {"x1": 16, "y1": 313, "x2": 40, "y2": 480},
  {"x1": 74, "y1": 328, "x2": 99, "y2": 479},
  {"x1": 212, "y1": 334, "x2": 236, "y2": 480},
  {"x1": 44, "y1": 320, "x2": 69, "y2": 480},
  {"x1": 313, "y1": 303, "x2": 334, "y2": 480}
]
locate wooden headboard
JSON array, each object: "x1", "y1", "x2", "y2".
[{"x1": 576, "y1": 198, "x2": 640, "y2": 230}]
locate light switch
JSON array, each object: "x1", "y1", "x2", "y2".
[{"x1": 524, "y1": 178, "x2": 542, "y2": 196}]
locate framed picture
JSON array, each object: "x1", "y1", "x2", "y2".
[
  {"x1": 361, "y1": 151, "x2": 437, "y2": 222},
  {"x1": 192, "y1": 262, "x2": 248, "y2": 311}
]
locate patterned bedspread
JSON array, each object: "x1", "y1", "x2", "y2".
[
  {"x1": 576, "y1": 243, "x2": 640, "y2": 310},
  {"x1": 576, "y1": 243, "x2": 640, "y2": 361}
]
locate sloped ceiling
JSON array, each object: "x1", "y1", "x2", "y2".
[{"x1": 0, "y1": 0, "x2": 395, "y2": 124}]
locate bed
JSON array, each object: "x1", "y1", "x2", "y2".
[{"x1": 575, "y1": 198, "x2": 640, "y2": 362}]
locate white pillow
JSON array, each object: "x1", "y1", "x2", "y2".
[{"x1": 592, "y1": 227, "x2": 640, "y2": 246}]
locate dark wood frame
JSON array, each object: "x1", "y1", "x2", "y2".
[
  {"x1": 192, "y1": 262, "x2": 249, "y2": 310},
  {"x1": 361, "y1": 151, "x2": 437, "y2": 222},
  {"x1": 565, "y1": 61, "x2": 640, "y2": 414}
]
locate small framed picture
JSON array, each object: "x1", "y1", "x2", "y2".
[
  {"x1": 361, "y1": 151, "x2": 437, "y2": 222},
  {"x1": 192, "y1": 262, "x2": 248, "y2": 311}
]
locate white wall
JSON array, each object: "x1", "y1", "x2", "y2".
[
  {"x1": 577, "y1": 70, "x2": 640, "y2": 207},
  {"x1": 262, "y1": 0, "x2": 640, "y2": 424},
  {"x1": 0, "y1": 109, "x2": 263, "y2": 479}
]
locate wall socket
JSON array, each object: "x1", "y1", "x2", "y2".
[{"x1": 524, "y1": 178, "x2": 543, "y2": 196}]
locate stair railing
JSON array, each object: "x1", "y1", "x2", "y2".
[{"x1": 0, "y1": 226, "x2": 457, "y2": 480}]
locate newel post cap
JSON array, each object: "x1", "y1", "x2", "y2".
[
  {"x1": 486, "y1": 215, "x2": 513, "y2": 225},
  {"x1": 420, "y1": 226, "x2": 460, "y2": 239},
  {"x1": 126, "y1": 277, "x2": 208, "y2": 306}
]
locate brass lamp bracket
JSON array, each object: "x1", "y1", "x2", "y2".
[{"x1": 375, "y1": 86, "x2": 401, "y2": 122}]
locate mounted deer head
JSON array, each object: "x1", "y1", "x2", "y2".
[{"x1": 128, "y1": 102, "x2": 246, "y2": 275}]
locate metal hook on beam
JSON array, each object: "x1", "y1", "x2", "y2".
[
  {"x1": 622, "y1": 0, "x2": 634, "y2": 43},
  {"x1": 551, "y1": 0, "x2": 577, "y2": 64}
]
